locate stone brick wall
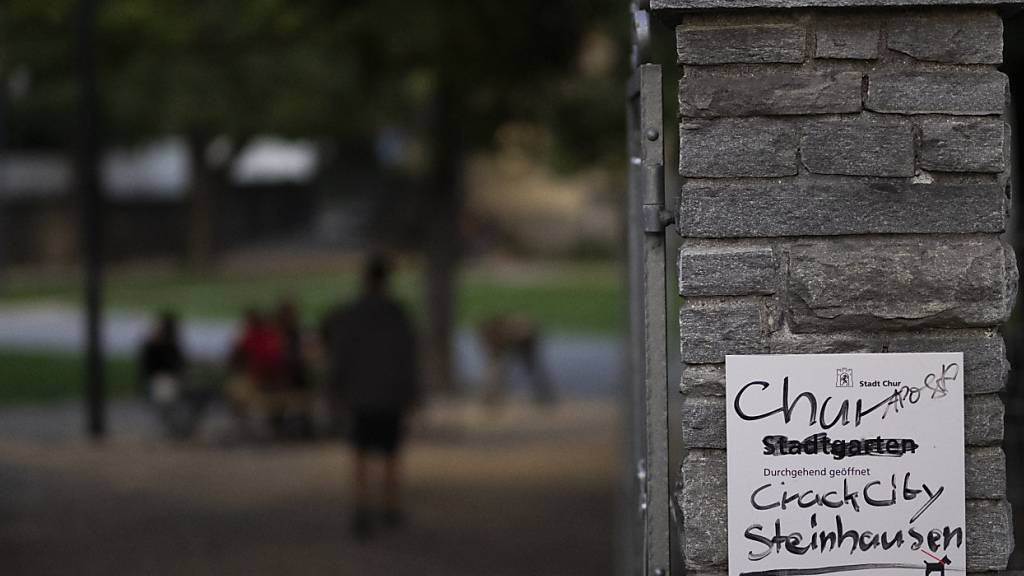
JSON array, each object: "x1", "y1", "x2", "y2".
[{"x1": 671, "y1": 6, "x2": 1017, "y2": 574}]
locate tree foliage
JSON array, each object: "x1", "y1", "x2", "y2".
[
  {"x1": 2, "y1": 0, "x2": 628, "y2": 392},
  {"x1": 2, "y1": 0, "x2": 625, "y2": 167}
]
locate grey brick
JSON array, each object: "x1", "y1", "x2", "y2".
[
  {"x1": 887, "y1": 10, "x2": 1002, "y2": 64},
  {"x1": 887, "y1": 330, "x2": 1008, "y2": 395},
  {"x1": 680, "y1": 119, "x2": 798, "y2": 178},
  {"x1": 815, "y1": 21, "x2": 879, "y2": 59},
  {"x1": 680, "y1": 297, "x2": 767, "y2": 363},
  {"x1": 920, "y1": 118, "x2": 1007, "y2": 173},
  {"x1": 770, "y1": 330, "x2": 879, "y2": 355},
  {"x1": 681, "y1": 396, "x2": 726, "y2": 448},
  {"x1": 679, "y1": 242, "x2": 776, "y2": 296},
  {"x1": 677, "y1": 180, "x2": 1007, "y2": 238},
  {"x1": 866, "y1": 71, "x2": 1007, "y2": 115},
  {"x1": 680, "y1": 71, "x2": 862, "y2": 117},
  {"x1": 677, "y1": 450, "x2": 727, "y2": 568},
  {"x1": 681, "y1": 364, "x2": 726, "y2": 396},
  {"x1": 965, "y1": 393, "x2": 1004, "y2": 446},
  {"x1": 966, "y1": 499, "x2": 1014, "y2": 571},
  {"x1": 787, "y1": 237, "x2": 1014, "y2": 332},
  {"x1": 677, "y1": 24, "x2": 805, "y2": 64},
  {"x1": 966, "y1": 446, "x2": 1006, "y2": 499},
  {"x1": 801, "y1": 116, "x2": 914, "y2": 177}
]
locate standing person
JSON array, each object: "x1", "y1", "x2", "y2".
[
  {"x1": 276, "y1": 298, "x2": 313, "y2": 438},
  {"x1": 276, "y1": 298, "x2": 309, "y2": 392},
  {"x1": 321, "y1": 255, "x2": 419, "y2": 539}
]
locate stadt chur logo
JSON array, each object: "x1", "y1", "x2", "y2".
[{"x1": 835, "y1": 367, "x2": 853, "y2": 387}]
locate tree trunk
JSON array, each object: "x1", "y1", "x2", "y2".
[
  {"x1": 0, "y1": 83, "x2": 6, "y2": 286},
  {"x1": 186, "y1": 136, "x2": 218, "y2": 270},
  {"x1": 423, "y1": 81, "x2": 464, "y2": 395}
]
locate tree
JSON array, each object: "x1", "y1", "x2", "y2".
[
  {"x1": 4, "y1": 0, "x2": 369, "y2": 267},
  {"x1": 2, "y1": 0, "x2": 79, "y2": 149},
  {"x1": 3, "y1": 0, "x2": 627, "y2": 394},
  {"x1": 321, "y1": 0, "x2": 626, "y2": 392},
  {"x1": 98, "y1": 0, "x2": 372, "y2": 268}
]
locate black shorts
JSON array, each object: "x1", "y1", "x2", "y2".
[{"x1": 352, "y1": 410, "x2": 404, "y2": 454}]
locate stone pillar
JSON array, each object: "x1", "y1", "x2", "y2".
[{"x1": 654, "y1": 0, "x2": 1019, "y2": 573}]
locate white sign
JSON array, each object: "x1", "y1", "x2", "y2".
[{"x1": 726, "y1": 353, "x2": 965, "y2": 576}]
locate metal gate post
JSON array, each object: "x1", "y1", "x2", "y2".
[
  {"x1": 641, "y1": 63, "x2": 671, "y2": 576},
  {"x1": 628, "y1": 3, "x2": 673, "y2": 571}
]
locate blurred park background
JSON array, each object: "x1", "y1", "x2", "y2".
[{"x1": 0, "y1": 1, "x2": 638, "y2": 574}]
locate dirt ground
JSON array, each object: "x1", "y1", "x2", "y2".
[{"x1": 0, "y1": 399, "x2": 620, "y2": 576}]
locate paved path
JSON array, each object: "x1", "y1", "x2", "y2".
[
  {"x1": 0, "y1": 399, "x2": 620, "y2": 576},
  {"x1": 0, "y1": 304, "x2": 622, "y2": 397},
  {"x1": 0, "y1": 305, "x2": 625, "y2": 573}
]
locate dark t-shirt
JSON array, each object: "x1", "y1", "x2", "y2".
[
  {"x1": 138, "y1": 338, "x2": 184, "y2": 395},
  {"x1": 321, "y1": 294, "x2": 419, "y2": 412},
  {"x1": 140, "y1": 340, "x2": 184, "y2": 379}
]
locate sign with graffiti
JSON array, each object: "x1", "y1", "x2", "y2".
[{"x1": 726, "y1": 353, "x2": 965, "y2": 576}]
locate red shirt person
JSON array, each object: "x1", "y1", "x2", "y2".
[{"x1": 233, "y1": 310, "x2": 284, "y2": 390}]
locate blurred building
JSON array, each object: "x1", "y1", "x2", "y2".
[
  {"x1": 0, "y1": 130, "x2": 621, "y2": 267},
  {"x1": 464, "y1": 125, "x2": 620, "y2": 258},
  {"x1": 0, "y1": 137, "x2": 321, "y2": 265}
]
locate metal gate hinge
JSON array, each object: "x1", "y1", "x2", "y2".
[{"x1": 642, "y1": 205, "x2": 675, "y2": 233}]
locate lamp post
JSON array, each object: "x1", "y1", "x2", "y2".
[{"x1": 75, "y1": 0, "x2": 105, "y2": 439}]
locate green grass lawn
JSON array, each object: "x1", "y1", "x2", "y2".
[
  {"x1": 0, "y1": 349, "x2": 136, "y2": 405},
  {"x1": 1, "y1": 260, "x2": 624, "y2": 334},
  {"x1": 0, "y1": 259, "x2": 623, "y2": 405}
]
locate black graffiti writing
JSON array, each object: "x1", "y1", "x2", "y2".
[
  {"x1": 762, "y1": 433, "x2": 919, "y2": 461},
  {"x1": 744, "y1": 514, "x2": 963, "y2": 561},
  {"x1": 734, "y1": 365, "x2": 959, "y2": 430},
  {"x1": 749, "y1": 473, "x2": 944, "y2": 523}
]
